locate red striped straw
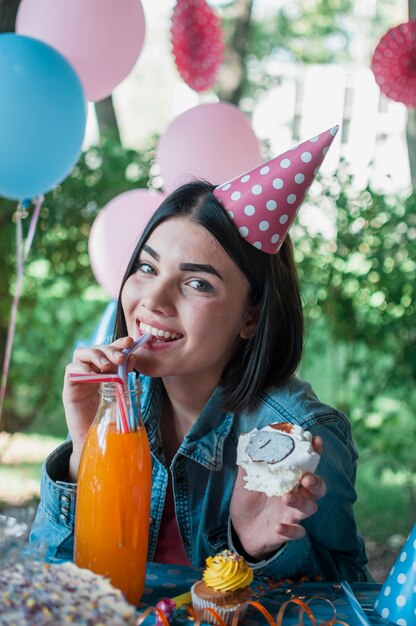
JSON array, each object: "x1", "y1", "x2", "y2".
[
  {"x1": 115, "y1": 384, "x2": 129, "y2": 434},
  {"x1": 68, "y1": 373, "x2": 130, "y2": 433}
]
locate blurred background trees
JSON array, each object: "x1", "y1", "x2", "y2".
[
  {"x1": 0, "y1": 0, "x2": 414, "y2": 544},
  {"x1": 0, "y1": 139, "x2": 155, "y2": 433}
]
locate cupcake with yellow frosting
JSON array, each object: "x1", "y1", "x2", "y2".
[{"x1": 191, "y1": 549, "x2": 253, "y2": 625}]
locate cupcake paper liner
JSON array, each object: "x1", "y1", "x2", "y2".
[{"x1": 191, "y1": 583, "x2": 249, "y2": 626}]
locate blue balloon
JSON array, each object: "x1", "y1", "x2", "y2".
[
  {"x1": 89, "y1": 300, "x2": 118, "y2": 345},
  {"x1": 0, "y1": 34, "x2": 87, "y2": 200},
  {"x1": 74, "y1": 300, "x2": 117, "y2": 352}
]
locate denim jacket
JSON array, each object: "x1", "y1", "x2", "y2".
[{"x1": 30, "y1": 376, "x2": 370, "y2": 582}]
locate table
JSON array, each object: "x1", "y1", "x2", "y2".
[{"x1": 138, "y1": 563, "x2": 394, "y2": 625}]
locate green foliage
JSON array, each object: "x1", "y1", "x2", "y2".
[
  {"x1": 297, "y1": 165, "x2": 416, "y2": 485},
  {"x1": 1, "y1": 140, "x2": 415, "y2": 501},
  {"x1": 250, "y1": 0, "x2": 354, "y2": 65},
  {"x1": 246, "y1": 0, "x2": 402, "y2": 82},
  {"x1": 355, "y1": 460, "x2": 415, "y2": 543},
  {"x1": 0, "y1": 137, "x2": 155, "y2": 435}
]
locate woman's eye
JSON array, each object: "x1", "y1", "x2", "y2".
[
  {"x1": 133, "y1": 261, "x2": 155, "y2": 275},
  {"x1": 188, "y1": 279, "x2": 213, "y2": 292}
]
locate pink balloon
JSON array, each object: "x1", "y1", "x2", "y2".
[
  {"x1": 16, "y1": 0, "x2": 145, "y2": 102},
  {"x1": 156, "y1": 102, "x2": 262, "y2": 192},
  {"x1": 88, "y1": 189, "x2": 165, "y2": 299}
]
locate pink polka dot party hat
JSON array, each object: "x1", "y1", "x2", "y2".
[{"x1": 214, "y1": 125, "x2": 339, "y2": 253}]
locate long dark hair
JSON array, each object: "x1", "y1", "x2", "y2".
[{"x1": 114, "y1": 180, "x2": 303, "y2": 413}]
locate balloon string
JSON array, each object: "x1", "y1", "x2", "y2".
[
  {"x1": 0, "y1": 197, "x2": 43, "y2": 423},
  {"x1": 24, "y1": 195, "x2": 43, "y2": 259}
]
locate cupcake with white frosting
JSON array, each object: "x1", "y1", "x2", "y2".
[{"x1": 237, "y1": 422, "x2": 321, "y2": 496}]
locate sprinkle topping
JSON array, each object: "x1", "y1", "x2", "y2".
[{"x1": 0, "y1": 561, "x2": 137, "y2": 625}]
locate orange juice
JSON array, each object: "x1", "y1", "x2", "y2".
[{"x1": 74, "y1": 417, "x2": 152, "y2": 605}]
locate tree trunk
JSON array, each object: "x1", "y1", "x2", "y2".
[
  {"x1": 406, "y1": 111, "x2": 416, "y2": 191},
  {"x1": 407, "y1": 0, "x2": 416, "y2": 191},
  {"x1": 0, "y1": 1, "x2": 121, "y2": 144},
  {"x1": 0, "y1": 0, "x2": 21, "y2": 31},
  {"x1": 95, "y1": 96, "x2": 121, "y2": 144},
  {"x1": 216, "y1": 0, "x2": 254, "y2": 105}
]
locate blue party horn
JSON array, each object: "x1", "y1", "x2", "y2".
[
  {"x1": 340, "y1": 580, "x2": 371, "y2": 626},
  {"x1": 374, "y1": 523, "x2": 416, "y2": 625}
]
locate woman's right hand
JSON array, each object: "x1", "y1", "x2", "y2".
[{"x1": 63, "y1": 337, "x2": 135, "y2": 480}]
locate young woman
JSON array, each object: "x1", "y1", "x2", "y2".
[{"x1": 30, "y1": 128, "x2": 371, "y2": 582}]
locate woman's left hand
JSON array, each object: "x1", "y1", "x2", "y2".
[{"x1": 230, "y1": 436, "x2": 326, "y2": 560}]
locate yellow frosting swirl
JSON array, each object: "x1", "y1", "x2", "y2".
[{"x1": 202, "y1": 550, "x2": 254, "y2": 591}]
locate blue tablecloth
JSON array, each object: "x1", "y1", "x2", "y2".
[{"x1": 138, "y1": 563, "x2": 393, "y2": 625}]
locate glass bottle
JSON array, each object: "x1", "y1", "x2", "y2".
[{"x1": 74, "y1": 381, "x2": 152, "y2": 605}]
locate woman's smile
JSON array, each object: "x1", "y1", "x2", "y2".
[
  {"x1": 121, "y1": 217, "x2": 256, "y2": 385},
  {"x1": 139, "y1": 321, "x2": 183, "y2": 341}
]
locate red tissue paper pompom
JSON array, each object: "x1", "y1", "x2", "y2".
[
  {"x1": 371, "y1": 20, "x2": 416, "y2": 108},
  {"x1": 171, "y1": 0, "x2": 225, "y2": 92}
]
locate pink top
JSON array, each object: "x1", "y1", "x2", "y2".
[{"x1": 153, "y1": 478, "x2": 191, "y2": 566}]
